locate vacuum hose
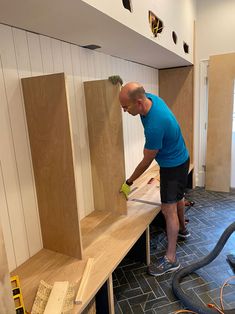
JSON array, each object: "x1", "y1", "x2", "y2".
[{"x1": 172, "y1": 221, "x2": 235, "y2": 314}]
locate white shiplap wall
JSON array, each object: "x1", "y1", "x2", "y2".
[{"x1": 0, "y1": 23, "x2": 158, "y2": 271}]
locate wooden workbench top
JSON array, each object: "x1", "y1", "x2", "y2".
[
  {"x1": 11, "y1": 165, "x2": 161, "y2": 313},
  {"x1": 10, "y1": 164, "x2": 193, "y2": 313}
]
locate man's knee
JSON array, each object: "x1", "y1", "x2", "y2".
[{"x1": 161, "y1": 203, "x2": 177, "y2": 217}]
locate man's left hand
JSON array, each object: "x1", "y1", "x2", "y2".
[{"x1": 120, "y1": 182, "x2": 131, "y2": 199}]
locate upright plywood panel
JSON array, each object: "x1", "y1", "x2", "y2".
[
  {"x1": 84, "y1": 80, "x2": 127, "y2": 214},
  {"x1": 206, "y1": 53, "x2": 235, "y2": 192},
  {"x1": 21, "y1": 73, "x2": 82, "y2": 258},
  {"x1": 159, "y1": 66, "x2": 194, "y2": 162}
]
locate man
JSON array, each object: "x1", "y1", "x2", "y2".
[{"x1": 119, "y1": 82, "x2": 190, "y2": 276}]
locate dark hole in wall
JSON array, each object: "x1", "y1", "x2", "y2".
[
  {"x1": 172, "y1": 31, "x2": 177, "y2": 44},
  {"x1": 81, "y1": 44, "x2": 101, "y2": 50},
  {"x1": 149, "y1": 11, "x2": 163, "y2": 37},
  {"x1": 122, "y1": 0, "x2": 132, "y2": 12},
  {"x1": 183, "y1": 42, "x2": 189, "y2": 54}
]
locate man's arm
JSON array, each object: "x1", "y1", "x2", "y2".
[{"x1": 127, "y1": 148, "x2": 158, "y2": 184}]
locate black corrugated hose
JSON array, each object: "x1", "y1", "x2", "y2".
[{"x1": 172, "y1": 221, "x2": 235, "y2": 314}]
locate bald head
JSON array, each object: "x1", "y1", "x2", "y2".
[
  {"x1": 119, "y1": 82, "x2": 145, "y2": 105},
  {"x1": 119, "y1": 82, "x2": 148, "y2": 116}
]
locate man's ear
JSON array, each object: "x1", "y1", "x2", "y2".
[{"x1": 137, "y1": 99, "x2": 143, "y2": 110}]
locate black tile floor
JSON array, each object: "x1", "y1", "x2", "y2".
[{"x1": 113, "y1": 188, "x2": 235, "y2": 314}]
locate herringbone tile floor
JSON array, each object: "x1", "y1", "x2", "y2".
[{"x1": 113, "y1": 188, "x2": 235, "y2": 313}]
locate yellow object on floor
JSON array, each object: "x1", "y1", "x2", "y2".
[{"x1": 10, "y1": 275, "x2": 26, "y2": 314}]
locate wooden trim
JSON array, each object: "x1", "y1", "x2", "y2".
[
  {"x1": 75, "y1": 258, "x2": 94, "y2": 305},
  {"x1": 146, "y1": 226, "x2": 150, "y2": 266},
  {"x1": 44, "y1": 281, "x2": 69, "y2": 314},
  {"x1": 107, "y1": 275, "x2": 115, "y2": 314}
]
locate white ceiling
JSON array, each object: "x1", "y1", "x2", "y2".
[{"x1": 0, "y1": 0, "x2": 192, "y2": 69}]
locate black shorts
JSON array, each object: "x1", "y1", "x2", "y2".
[{"x1": 160, "y1": 157, "x2": 190, "y2": 204}]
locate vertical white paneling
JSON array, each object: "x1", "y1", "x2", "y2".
[
  {"x1": 12, "y1": 28, "x2": 31, "y2": 77},
  {"x1": 78, "y1": 46, "x2": 95, "y2": 212},
  {"x1": 0, "y1": 25, "x2": 29, "y2": 266},
  {"x1": 51, "y1": 38, "x2": 63, "y2": 73},
  {"x1": 70, "y1": 45, "x2": 87, "y2": 219},
  {"x1": 27, "y1": 32, "x2": 43, "y2": 75},
  {"x1": 93, "y1": 51, "x2": 103, "y2": 80},
  {"x1": 39, "y1": 35, "x2": 53, "y2": 74},
  {"x1": 0, "y1": 23, "x2": 158, "y2": 268},
  {"x1": 71, "y1": 45, "x2": 94, "y2": 218},
  {"x1": 12, "y1": 27, "x2": 42, "y2": 258},
  {"x1": 0, "y1": 162, "x2": 16, "y2": 271},
  {"x1": 0, "y1": 24, "x2": 42, "y2": 265},
  {"x1": 62, "y1": 42, "x2": 93, "y2": 219},
  {"x1": 86, "y1": 49, "x2": 96, "y2": 80}
]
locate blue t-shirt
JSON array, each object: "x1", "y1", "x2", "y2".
[{"x1": 140, "y1": 93, "x2": 189, "y2": 167}]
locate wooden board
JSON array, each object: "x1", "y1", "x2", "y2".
[
  {"x1": 130, "y1": 166, "x2": 161, "y2": 205},
  {"x1": 75, "y1": 258, "x2": 94, "y2": 304},
  {"x1": 159, "y1": 66, "x2": 194, "y2": 163},
  {"x1": 206, "y1": 53, "x2": 235, "y2": 192},
  {"x1": 84, "y1": 80, "x2": 127, "y2": 214},
  {"x1": 21, "y1": 73, "x2": 82, "y2": 258},
  {"x1": 44, "y1": 281, "x2": 69, "y2": 314}
]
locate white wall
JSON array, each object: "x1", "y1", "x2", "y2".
[
  {"x1": 0, "y1": 24, "x2": 158, "y2": 271},
  {"x1": 195, "y1": 0, "x2": 235, "y2": 186},
  {"x1": 82, "y1": 0, "x2": 196, "y2": 64}
]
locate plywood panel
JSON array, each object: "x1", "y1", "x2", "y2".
[
  {"x1": 22, "y1": 73, "x2": 82, "y2": 258},
  {"x1": 84, "y1": 79, "x2": 127, "y2": 214},
  {"x1": 159, "y1": 66, "x2": 194, "y2": 163},
  {"x1": 206, "y1": 53, "x2": 235, "y2": 192}
]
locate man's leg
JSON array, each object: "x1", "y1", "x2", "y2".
[
  {"x1": 161, "y1": 202, "x2": 179, "y2": 262},
  {"x1": 177, "y1": 198, "x2": 191, "y2": 238},
  {"x1": 177, "y1": 198, "x2": 186, "y2": 232}
]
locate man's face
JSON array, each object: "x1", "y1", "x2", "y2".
[{"x1": 121, "y1": 100, "x2": 139, "y2": 116}]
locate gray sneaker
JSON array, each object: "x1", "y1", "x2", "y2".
[
  {"x1": 147, "y1": 256, "x2": 180, "y2": 277},
  {"x1": 178, "y1": 228, "x2": 191, "y2": 239}
]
